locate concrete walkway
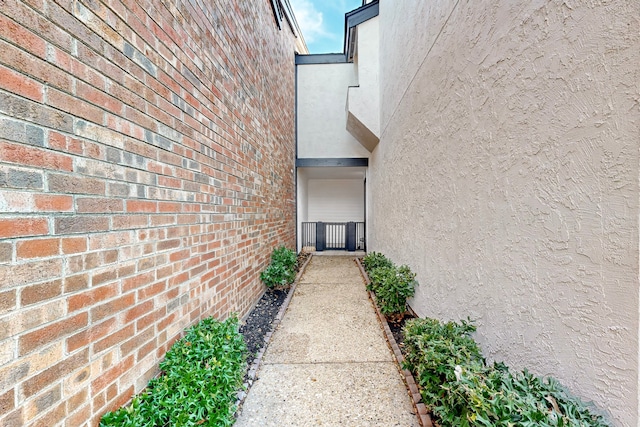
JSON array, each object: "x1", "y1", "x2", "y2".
[{"x1": 235, "y1": 256, "x2": 419, "y2": 426}]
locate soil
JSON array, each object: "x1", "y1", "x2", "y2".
[{"x1": 387, "y1": 312, "x2": 417, "y2": 351}]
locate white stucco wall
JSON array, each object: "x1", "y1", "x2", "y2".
[
  {"x1": 371, "y1": 1, "x2": 640, "y2": 426},
  {"x1": 347, "y1": 17, "x2": 380, "y2": 139},
  {"x1": 379, "y1": 0, "x2": 457, "y2": 131},
  {"x1": 297, "y1": 63, "x2": 370, "y2": 159}
]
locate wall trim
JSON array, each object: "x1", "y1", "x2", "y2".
[
  {"x1": 296, "y1": 158, "x2": 369, "y2": 167},
  {"x1": 295, "y1": 53, "x2": 347, "y2": 65}
]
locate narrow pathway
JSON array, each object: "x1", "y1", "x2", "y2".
[{"x1": 235, "y1": 256, "x2": 419, "y2": 426}]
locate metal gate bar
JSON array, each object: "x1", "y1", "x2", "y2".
[{"x1": 301, "y1": 222, "x2": 365, "y2": 252}]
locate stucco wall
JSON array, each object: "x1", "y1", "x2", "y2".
[
  {"x1": 371, "y1": 1, "x2": 640, "y2": 425},
  {"x1": 297, "y1": 63, "x2": 370, "y2": 159},
  {"x1": 348, "y1": 17, "x2": 380, "y2": 138}
]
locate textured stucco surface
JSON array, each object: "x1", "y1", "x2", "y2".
[
  {"x1": 297, "y1": 63, "x2": 370, "y2": 158},
  {"x1": 348, "y1": 18, "x2": 380, "y2": 140},
  {"x1": 371, "y1": 1, "x2": 640, "y2": 425}
]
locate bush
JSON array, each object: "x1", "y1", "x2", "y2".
[
  {"x1": 363, "y1": 252, "x2": 416, "y2": 316},
  {"x1": 402, "y1": 317, "x2": 610, "y2": 427},
  {"x1": 367, "y1": 264, "x2": 416, "y2": 315},
  {"x1": 260, "y1": 246, "x2": 297, "y2": 288},
  {"x1": 100, "y1": 316, "x2": 246, "y2": 427},
  {"x1": 362, "y1": 251, "x2": 394, "y2": 272}
]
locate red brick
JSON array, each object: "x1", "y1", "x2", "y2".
[
  {"x1": 21, "y1": 349, "x2": 89, "y2": 398},
  {"x1": 16, "y1": 238, "x2": 60, "y2": 259},
  {"x1": 0, "y1": 13, "x2": 46, "y2": 58},
  {"x1": 111, "y1": 215, "x2": 148, "y2": 230},
  {"x1": 65, "y1": 404, "x2": 90, "y2": 427},
  {"x1": 66, "y1": 318, "x2": 116, "y2": 353},
  {"x1": 120, "y1": 324, "x2": 153, "y2": 355},
  {"x1": 122, "y1": 271, "x2": 154, "y2": 293},
  {"x1": 169, "y1": 249, "x2": 190, "y2": 262},
  {"x1": 0, "y1": 258, "x2": 63, "y2": 288},
  {"x1": 67, "y1": 284, "x2": 118, "y2": 313},
  {"x1": 91, "y1": 354, "x2": 134, "y2": 395},
  {"x1": 0, "y1": 40, "x2": 71, "y2": 92},
  {"x1": 76, "y1": 197, "x2": 124, "y2": 213},
  {"x1": 92, "y1": 269, "x2": 117, "y2": 286},
  {"x1": 0, "y1": 289, "x2": 16, "y2": 314},
  {"x1": 126, "y1": 200, "x2": 157, "y2": 213},
  {"x1": 54, "y1": 216, "x2": 109, "y2": 234},
  {"x1": 48, "y1": 173, "x2": 105, "y2": 195},
  {"x1": 0, "y1": 0, "x2": 299, "y2": 423},
  {"x1": 61, "y1": 237, "x2": 87, "y2": 254},
  {"x1": 20, "y1": 280, "x2": 62, "y2": 306},
  {"x1": 102, "y1": 249, "x2": 118, "y2": 264},
  {"x1": 0, "y1": 142, "x2": 74, "y2": 172},
  {"x1": 91, "y1": 293, "x2": 135, "y2": 322},
  {"x1": 33, "y1": 195, "x2": 74, "y2": 212},
  {"x1": 157, "y1": 238, "x2": 181, "y2": 251},
  {"x1": 93, "y1": 324, "x2": 135, "y2": 354},
  {"x1": 77, "y1": 81, "x2": 124, "y2": 115},
  {"x1": 31, "y1": 401, "x2": 66, "y2": 427},
  {"x1": 0, "y1": 218, "x2": 48, "y2": 238},
  {"x1": 64, "y1": 274, "x2": 89, "y2": 293},
  {"x1": 0, "y1": 388, "x2": 15, "y2": 414},
  {"x1": 0, "y1": 64, "x2": 43, "y2": 102},
  {"x1": 0, "y1": 242, "x2": 11, "y2": 263},
  {"x1": 123, "y1": 299, "x2": 153, "y2": 324},
  {"x1": 67, "y1": 389, "x2": 87, "y2": 415},
  {"x1": 19, "y1": 312, "x2": 88, "y2": 355},
  {"x1": 136, "y1": 306, "x2": 163, "y2": 331}
]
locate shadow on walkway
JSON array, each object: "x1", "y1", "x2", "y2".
[{"x1": 235, "y1": 256, "x2": 419, "y2": 426}]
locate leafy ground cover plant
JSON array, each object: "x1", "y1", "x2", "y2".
[
  {"x1": 362, "y1": 251, "x2": 394, "y2": 272},
  {"x1": 362, "y1": 252, "x2": 416, "y2": 317},
  {"x1": 260, "y1": 246, "x2": 297, "y2": 288},
  {"x1": 402, "y1": 317, "x2": 610, "y2": 427},
  {"x1": 100, "y1": 316, "x2": 246, "y2": 427}
]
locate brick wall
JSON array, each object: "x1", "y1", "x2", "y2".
[{"x1": 0, "y1": 0, "x2": 298, "y2": 425}]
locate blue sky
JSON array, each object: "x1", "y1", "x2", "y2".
[{"x1": 290, "y1": 0, "x2": 363, "y2": 54}]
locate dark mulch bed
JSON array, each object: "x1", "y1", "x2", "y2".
[
  {"x1": 239, "y1": 288, "x2": 288, "y2": 362},
  {"x1": 387, "y1": 311, "x2": 418, "y2": 351}
]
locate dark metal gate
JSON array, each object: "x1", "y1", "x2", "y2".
[{"x1": 301, "y1": 222, "x2": 365, "y2": 252}]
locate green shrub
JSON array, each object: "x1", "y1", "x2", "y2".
[
  {"x1": 402, "y1": 317, "x2": 610, "y2": 427},
  {"x1": 367, "y1": 264, "x2": 416, "y2": 315},
  {"x1": 260, "y1": 246, "x2": 296, "y2": 288},
  {"x1": 362, "y1": 251, "x2": 393, "y2": 272},
  {"x1": 271, "y1": 246, "x2": 296, "y2": 270},
  {"x1": 100, "y1": 317, "x2": 246, "y2": 427}
]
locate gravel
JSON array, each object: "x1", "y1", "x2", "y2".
[{"x1": 239, "y1": 288, "x2": 289, "y2": 362}]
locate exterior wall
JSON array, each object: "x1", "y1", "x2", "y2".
[
  {"x1": 296, "y1": 169, "x2": 309, "y2": 251},
  {"x1": 0, "y1": 0, "x2": 297, "y2": 425},
  {"x1": 347, "y1": 17, "x2": 380, "y2": 139},
  {"x1": 371, "y1": 1, "x2": 639, "y2": 426},
  {"x1": 307, "y1": 179, "x2": 364, "y2": 223},
  {"x1": 296, "y1": 62, "x2": 370, "y2": 159}
]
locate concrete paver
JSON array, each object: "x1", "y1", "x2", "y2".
[{"x1": 235, "y1": 256, "x2": 419, "y2": 427}]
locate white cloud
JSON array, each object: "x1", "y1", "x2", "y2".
[{"x1": 289, "y1": 0, "x2": 333, "y2": 43}]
